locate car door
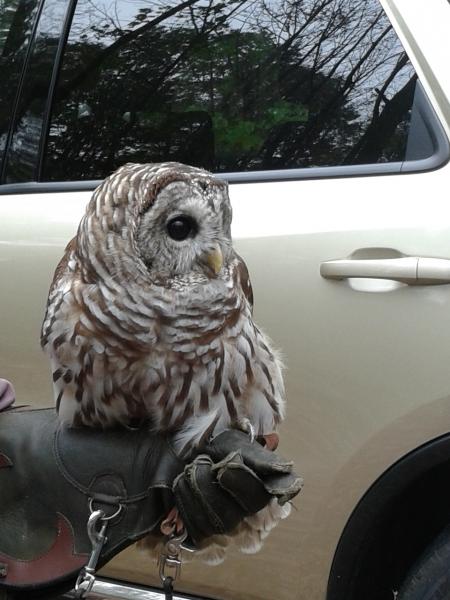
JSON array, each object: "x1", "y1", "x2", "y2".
[{"x1": 1, "y1": 1, "x2": 450, "y2": 599}]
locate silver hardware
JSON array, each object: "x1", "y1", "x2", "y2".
[
  {"x1": 88, "y1": 498, "x2": 123, "y2": 520},
  {"x1": 158, "y1": 530, "x2": 188, "y2": 585},
  {"x1": 75, "y1": 503, "x2": 122, "y2": 598},
  {"x1": 66, "y1": 577, "x2": 195, "y2": 599},
  {"x1": 321, "y1": 255, "x2": 450, "y2": 286},
  {"x1": 75, "y1": 570, "x2": 97, "y2": 598}
]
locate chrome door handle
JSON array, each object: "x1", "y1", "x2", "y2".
[{"x1": 320, "y1": 257, "x2": 450, "y2": 285}]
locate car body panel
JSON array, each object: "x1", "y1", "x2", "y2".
[{"x1": 1, "y1": 1, "x2": 450, "y2": 599}]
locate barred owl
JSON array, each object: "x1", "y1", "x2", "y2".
[{"x1": 41, "y1": 162, "x2": 288, "y2": 560}]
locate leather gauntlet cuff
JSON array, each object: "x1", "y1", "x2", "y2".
[
  {"x1": 0, "y1": 408, "x2": 183, "y2": 592},
  {"x1": 0, "y1": 410, "x2": 303, "y2": 593}
]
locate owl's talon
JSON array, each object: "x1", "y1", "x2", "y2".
[{"x1": 238, "y1": 418, "x2": 255, "y2": 443}]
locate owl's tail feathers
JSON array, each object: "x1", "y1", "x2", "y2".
[
  {"x1": 238, "y1": 497, "x2": 292, "y2": 554},
  {"x1": 171, "y1": 410, "x2": 221, "y2": 457}
]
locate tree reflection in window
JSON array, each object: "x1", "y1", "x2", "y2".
[
  {"x1": 0, "y1": 0, "x2": 40, "y2": 176},
  {"x1": 43, "y1": 0, "x2": 419, "y2": 181}
]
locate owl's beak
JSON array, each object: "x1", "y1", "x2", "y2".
[{"x1": 204, "y1": 245, "x2": 223, "y2": 276}]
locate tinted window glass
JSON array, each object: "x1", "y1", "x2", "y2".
[
  {"x1": 0, "y1": 0, "x2": 40, "y2": 176},
  {"x1": 43, "y1": 0, "x2": 422, "y2": 181},
  {"x1": 2, "y1": 0, "x2": 71, "y2": 183}
]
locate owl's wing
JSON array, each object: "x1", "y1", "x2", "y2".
[
  {"x1": 41, "y1": 237, "x2": 77, "y2": 346},
  {"x1": 234, "y1": 252, "x2": 254, "y2": 312},
  {"x1": 49, "y1": 237, "x2": 77, "y2": 294}
]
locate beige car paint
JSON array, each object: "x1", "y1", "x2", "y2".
[{"x1": 1, "y1": 1, "x2": 450, "y2": 598}]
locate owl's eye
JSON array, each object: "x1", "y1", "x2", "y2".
[{"x1": 166, "y1": 216, "x2": 197, "y2": 241}]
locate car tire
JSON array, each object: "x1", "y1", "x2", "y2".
[{"x1": 398, "y1": 526, "x2": 450, "y2": 599}]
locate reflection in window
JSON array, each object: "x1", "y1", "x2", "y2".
[
  {"x1": 0, "y1": 0, "x2": 40, "y2": 176},
  {"x1": 43, "y1": 0, "x2": 421, "y2": 181},
  {"x1": 4, "y1": 0, "x2": 71, "y2": 182}
]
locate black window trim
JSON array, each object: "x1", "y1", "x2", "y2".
[
  {"x1": 36, "y1": 0, "x2": 79, "y2": 181},
  {"x1": 0, "y1": 152, "x2": 447, "y2": 196},
  {"x1": 0, "y1": 0, "x2": 47, "y2": 182},
  {"x1": 1, "y1": 138, "x2": 448, "y2": 195}
]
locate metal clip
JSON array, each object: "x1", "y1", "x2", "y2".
[
  {"x1": 159, "y1": 529, "x2": 188, "y2": 585},
  {"x1": 74, "y1": 505, "x2": 121, "y2": 598}
]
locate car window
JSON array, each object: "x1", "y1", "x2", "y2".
[
  {"x1": 35, "y1": 1, "x2": 438, "y2": 180},
  {"x1": 0, "y1": 0, "x2": 40, "y2": 178},
  {"x1": 1, "y1": 0, "x2": 71, "y2": 183}
]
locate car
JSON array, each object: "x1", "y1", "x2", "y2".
[{"x1": 1, "y1": 0, "x2": 450, "y2": 598}]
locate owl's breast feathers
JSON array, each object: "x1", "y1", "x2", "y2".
[
  {"x1": 41, "y1": 163, "x2": 284, "y2": 443},
  {"x1": 41, "y1": 243, "x2": 283, "y2": 440}
]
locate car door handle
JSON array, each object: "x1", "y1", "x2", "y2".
[{"x1": 320, "y1": 256, "x2": 450, "y2": 285}]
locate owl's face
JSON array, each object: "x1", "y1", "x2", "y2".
[{"x1": 136, "y1": 178, "x2": 233, "y2": 282}]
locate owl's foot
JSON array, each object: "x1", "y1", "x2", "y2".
[
  {"x1": 261, "y1": 432, "x2": 279, "y2": 451},
  {"x1": 238, "y1": 417, "x2": 279, "y2": 451}
]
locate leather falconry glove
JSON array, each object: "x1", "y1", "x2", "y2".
[
  {"x1": 0, "y1": 407, "x2": 302, "y2": 596},
  {"x1": 174, "y1": 429, "x2": 301, "y2": 545}
]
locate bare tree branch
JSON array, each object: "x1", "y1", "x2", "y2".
[{"x1": 56, "y1": 0, "x2": 202, "y2": 99}]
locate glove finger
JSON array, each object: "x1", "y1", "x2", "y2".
[
  {"x1": 263, "y1": 472, "x2": 304, "y2": 504},
  {"x1": 173, "y1": 455, "x2": 247, "y2": 544},
  {"x1": 206, "y1": 429, "x2": 293, "y2": 475},
  {"x1": 213, "y1": 450, "x2": 303, "y2": 506},
  {"x1": 173, "y1": 463, "x2": 214, "y2": 542},
  {"x1": 214, "y1": 454, "x2": 273, "y2": 514}
]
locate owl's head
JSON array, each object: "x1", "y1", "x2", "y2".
[
  {"x1": 135, "y1": 164, "x2": 233, "y2": 282},
  {"x1": 90, "y1": 162, "x2": 231, "y2": 285}
]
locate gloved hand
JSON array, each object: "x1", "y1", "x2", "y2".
[
  {"x1": 174, "y1": 429, "x2": 302, "y2": 544},
  {"x1": 0, "y1": 408, "x2": 302, "y2": 594}
]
